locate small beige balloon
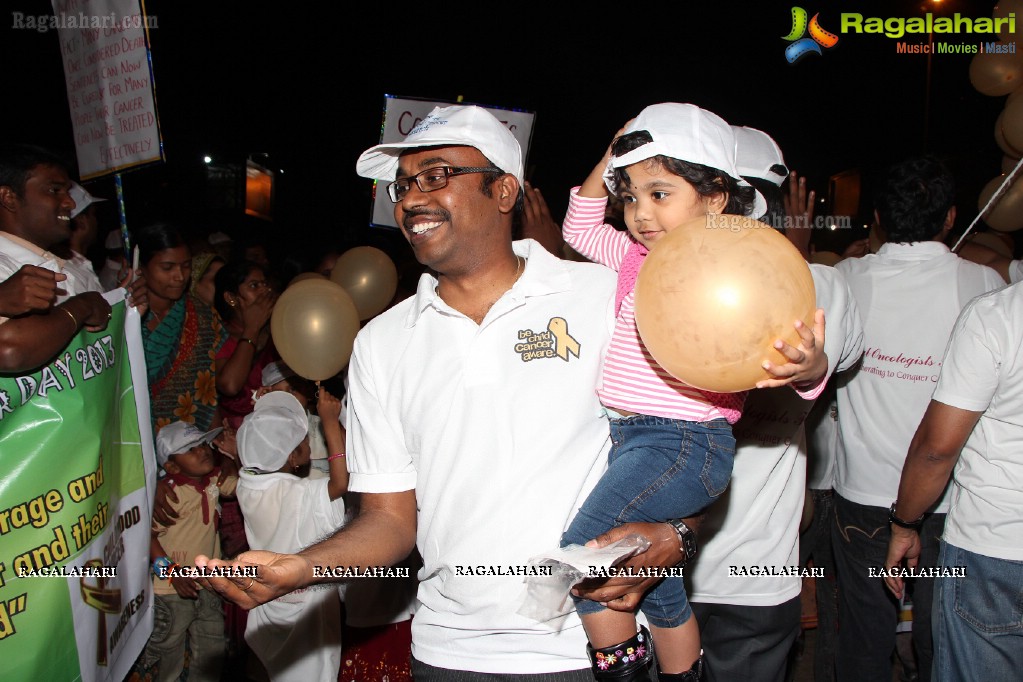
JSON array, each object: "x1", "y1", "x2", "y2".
[
  {"x1": 270, "y1": 278, "x2": 361, "y2": 381},
  {"x1": 330, "y1": 246, "x2": 399, "y2": 320},
  {"x1": 969, "y1": 48, "x2": 1023, "y2": 97},
  {"x1": 978, "y1": 173, "x2": 1023, "y2": 232}
]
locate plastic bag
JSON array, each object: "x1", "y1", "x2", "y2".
[{"x1": 516, "y1": 534, "x2": 651, "y2": 627}]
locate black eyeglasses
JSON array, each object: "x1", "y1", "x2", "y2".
[{"x1": 386, "y1": 166, "x2": 503, "y2": 203}]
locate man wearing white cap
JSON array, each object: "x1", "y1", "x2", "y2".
[
  {"x1": 686, "y1": 125, "x2": 864, "y2": 682},
  {"x1": 200, "y1": 104, "x2": 690, "y2": 680},
  {"x1": 60, "y1": 181, "x2": 107, "y2": 293}
]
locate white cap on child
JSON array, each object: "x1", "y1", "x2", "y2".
[
  {"x1": 261, "y1": 361, "x2": 296, "y2": 388},
  {"x1": 155, "y1": 421, "x2": 224, "y2": 468},
  {"x1": 604, "y1": 102, "x2": 767, "y2": 219},
  {"x1": 237, "y1": 392, "x2": 308, "y2": 472},
  {"x1": 732, "y1": 125, "x2": 789, "y2": 187}
]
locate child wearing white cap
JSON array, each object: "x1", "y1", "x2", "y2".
[
  {"x1": 145, "y1": 420, "x2": 236, "y2": 682},
  {"x1": 257, "y1": 360, "x2": 337, "y2": 475},
  {"x1": 559, "y1": 103, "x2": 828, "y2": 681},
  {"x1": 235, "y1": 391, "x2": 348, "y2": 680}
]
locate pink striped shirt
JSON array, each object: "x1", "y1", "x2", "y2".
[{"x1": 563, "y1": 188, "x2": 746, "y2": 424}]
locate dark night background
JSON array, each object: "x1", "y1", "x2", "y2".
[{"x1": 1, "y1": 0, "x2": 1016, "y2": 275}]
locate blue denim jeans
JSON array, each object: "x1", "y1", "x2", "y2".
[
  {"x1": 932, "y1": 541, "x2": 1023, "y2": 682},
  {"x1": 561, "y1": 415, "x2": 734, "y2": 628},
  {"x1": 831, "y1": 494, "x2": 944, "y2": 682}
]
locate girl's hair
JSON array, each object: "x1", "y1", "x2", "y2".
[
  {"x1": 611, "y1": 131, "x2": 755, "y2": 216},
  {"x1": 136, "y1": 222, "x2": 188, "y2": 266},
  {"x1": 213, "y1": 259, "x2": 263, "y2": 321}
]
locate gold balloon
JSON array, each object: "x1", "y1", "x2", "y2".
[
  {"x1": 634, "y1": 215, "x2": 816, "y2": 393},
  {"x1": 270, "y1": 278, "x2": 361, "y2": 381},
  {"x1": 998, "y1": 99, "x2": 1023, "y2": 154},
  {"x1": 978, "y1": 173, "x2": 1023, "y2": 232},
  {"x1": 288, "y1": 272, "x2": 327, "y2": 285},
  {"x1": 994, "y1": 0, "x2": 1023, "y2": 41},
  {"x1": 969, "y1": 48, "x2": 1023, "y2": 96},
  {"x1": 330, "y1": 246, "x2": 399, "y2": 320}
]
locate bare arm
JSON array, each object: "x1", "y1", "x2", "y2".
[
  {"x1": 215, "y1": 288, "x2": 275, "y2": 396},
  {"x1": 196, "y1": 488, "x2": 417, "y2": 609},
  {"x1": 0, "y1": 291, "x2": 111, "y2": 373},
  {"x1": 883, "y1": 400, "x2": 980, "y2": 598},
  {"x1": 316, "y1": 387, "x2": 349, "y2": 500}
]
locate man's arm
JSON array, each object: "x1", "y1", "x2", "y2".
[
  {"x1": 0, "y1": 291, "x2": 111, "y2": 373},
  {"x1": 883, "y1": 400, "x2": 980, "y2": 599},
  {"x1": 196, "y1": 488, "x2": 416, "y2": 609},
  {"x1": 571, "y1": 520, "x2": 687, "y2": 610}
]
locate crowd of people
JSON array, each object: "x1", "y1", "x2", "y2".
[{"x1": 1, "y1": 96, "x2": 1020, "y2": 682}]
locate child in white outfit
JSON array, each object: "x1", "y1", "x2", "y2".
[{"x1": 236, "y1": 391, "x2": 348, "y2": 680}]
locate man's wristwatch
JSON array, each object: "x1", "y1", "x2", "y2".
[
  {"x1": 888, "y1": 502, "x2": 925, "y2": 531},
  {"x1": 667, "y1": 519, "x2": 698, "y2": 567}
]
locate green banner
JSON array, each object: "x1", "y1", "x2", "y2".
[{"x1": 0, "y1": 291, "x2": 156, "y2": 682}]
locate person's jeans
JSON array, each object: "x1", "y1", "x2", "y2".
[
  {"x1": 932, "y1": 541, "x2": 1023, "y2": 682},
  {"x1": 831, "y1": 494, "x2": 944, "y2": 682},
  {"x1": 143, "y1": 590, "x2": 226, "y2": 682},
  {"x1": 561, "y1": 416, "x2": 734, "y2": 627},
  {"x1": 799, "y1": 488, "x2": 838, "y2": 682}
]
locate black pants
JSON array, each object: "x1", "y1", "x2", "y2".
[{"x1": 692, "y1": 597, "x2": 801, "y2": 682}]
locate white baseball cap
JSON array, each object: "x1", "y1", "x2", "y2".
[
  {"x1": 69, "y1": 182, "x2": 107, "y2": 219},
  {"x1": 104, "y1": 229, "x2": 122, "y2": 250},
  {"x1": 155, "y1": 421, "x2": 224, "y2": 468},
  {"x1": 605, "y1": 103, "x2": 766, "y2": 218},
  {"x1": 237, "y1": 391, "x2": 308, "y2": 472},
  {"x1": 356, "y1": 105, "x2": 524, "y2": 185},
  {"x1": 732, "y1": 125, "x2": 789, "y2": 187},
  {"x1": 261, "y1": 360, "x2": 296, "y2": 388}
]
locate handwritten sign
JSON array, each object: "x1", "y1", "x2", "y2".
[
  {"x1": 369, "y1": 96, "x2": 536, "y2": 229},
  {"x1": 52, "y1": 0, "x2": 163, "y2": 180}
]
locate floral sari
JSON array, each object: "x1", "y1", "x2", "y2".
[{"x1": 142, "y1": 294, "x2": 226, "y2": 437}]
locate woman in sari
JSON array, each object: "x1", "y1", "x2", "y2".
[{"x1": 138, "y1": 223, "x2": 226, "y2": 435}]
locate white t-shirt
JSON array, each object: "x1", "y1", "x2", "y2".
[
  {"x1": 688, "y1": 265, "x2": 864, "y2": 606},
  {"x1": 834, "y1": 242, "x2": 1004, "y2": 510},
  {"x1": 0, "y1": 231, "x2": 95, "y2": 301},
  {"x1": 931, "y1": 283, "x2": 1023, "y2": 561},
  {"x1": 1009, "y1": 258, "x2": 1022, "y2": 284},
  {"x1": 346, "y1": 240, "x2": 616, "y2": 674}
]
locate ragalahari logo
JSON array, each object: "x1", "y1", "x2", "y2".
[{"x1": 783, "y1": 7, "x2": 839, "y2": 63}]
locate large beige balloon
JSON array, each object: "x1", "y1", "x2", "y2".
[
  {"x1": 330, "y1": 246, "x2": 399, "y2": 320},
  {"x1": 977, "y1": 173, "x2": 1023, "y2": 232},
  {"x1": 270, "y1": 278, "x2": 360, "y2": 381},
  {"x1": 634, "y1": 215, "x2": 816, "y2": 393},
  {"x1": 969, "y1": 48, "x2": 1023, "y2": 96}
]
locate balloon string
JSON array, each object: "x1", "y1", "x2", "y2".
[{"x1": 951, "y1": 155, "x2": 1023, "y2": 253}]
